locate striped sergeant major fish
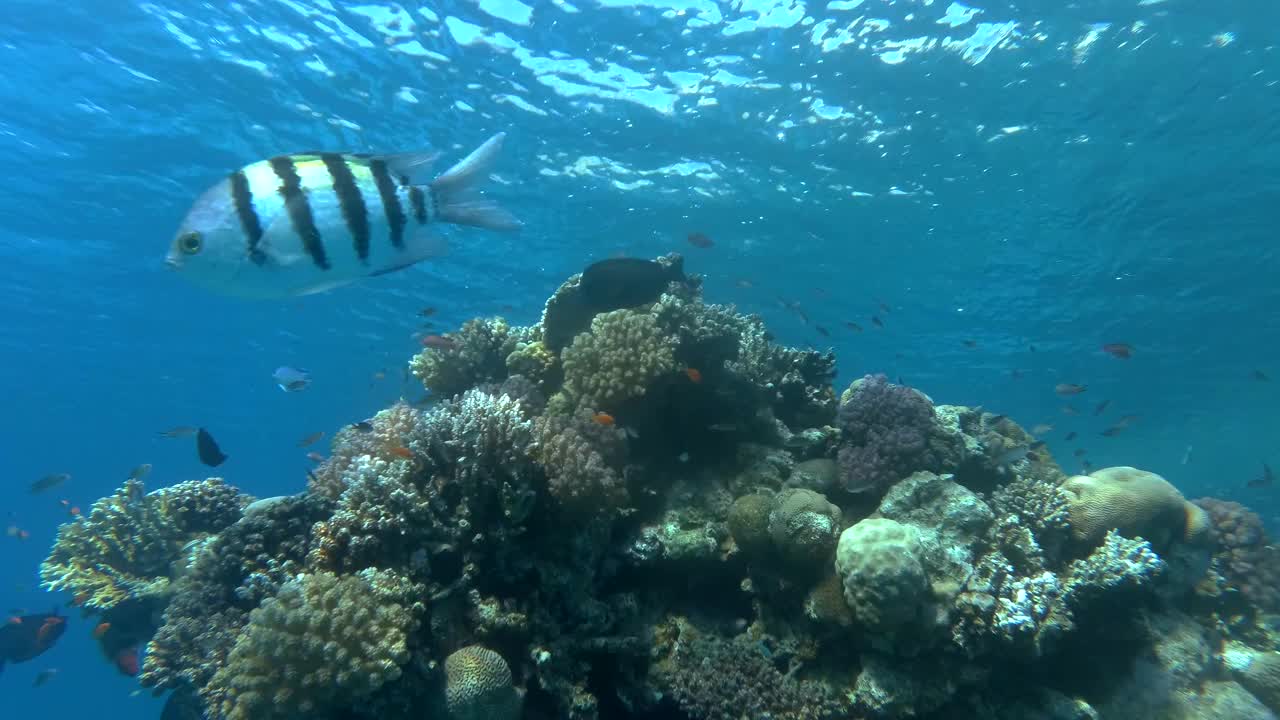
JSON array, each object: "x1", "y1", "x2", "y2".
[{"x1": 166, "y1": 133, "x2": 520, "y2": 298}]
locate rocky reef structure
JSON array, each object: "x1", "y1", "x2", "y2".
[{"x1": 37, "y1": 254, "x2": 1280, "y2": 720}]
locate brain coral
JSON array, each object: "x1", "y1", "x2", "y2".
[
  {"x1": 1062, "y1": 466, "x2": 1209, "y2": 552},
  {"x1": 41, "y1": 478, "x2": 249, "y2": 611},
  {"x1": 444, "y1": 645, "x2": 522, "y2": 720},
  {"x1": 835, "y1": 518, "x2": 930, "y2": 631},
  {"x1": 205, "y1": 568, "x2": 419, "y2": 720},
  {"x1": 767, "y1": 488, "x2": 842, "y2": 567},
  {"x1": 560, "y1": 309, "x2": 676, "y2": 411}
]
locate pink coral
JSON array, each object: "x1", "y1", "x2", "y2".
[{"x1": 1194, "y1": 497, "x2": 1280, "y2": 612}]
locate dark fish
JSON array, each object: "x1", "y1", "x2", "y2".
[
  {"x1": 1093, "y1": 400, "x2": 1110, "y2": 416},
  {"x1": 878, "y1": 302, "x2": 891, "y2": 314},
  {"x1": 1010, "y1": 369, "x2": 1023, "y2": 379},
  {"x1": 1100, "y1": 425, "x2": 1125, "y2": 437},
  {"x1": 686, "y1": 232, "x2": 714, "y2": 249},
  {"x1": 0, "y1": 611, "x2": 66, "y2": 669},
  {"x1": 1253, "y1": 369, "x2": 1270, "y2": 381},
  {"x1": 1248, "y1": 463, "x2": 1275, "y2": 489},
  {"x1": 306, "y1": 470, "x2": 322, "y2": 486},
  {"x1": 158, "y1": 426, "x2": 197, "y2": 439},
  {"x1": 418, "y1": 307, "x2": 437, "y2": 317},
  {"x1": 353, "y1": 421, "x2": 375, "y2": 432},
  {"x1": 962, "y1": 339, "x2": 977, "y2": 348},
  {"x1": 32, "y1": 668, "x2": 57, "y2": 687},
  {"x1": 844, "y1": 321, "x2": 863, "y2": 332},
  {"x1": 871, "y1": 316, "x2": 884, "y2": 328},
  {"x1": 1073, "y1": 448, "x2": 1087, "y2": 457},
  {"x1": 1065, "y1": 431, "x2": 1077, "y2": 441},
  {"x1": 1029, "y1": 345, "x2": 1037, "y2": 352},
  {"x1": 1061, "y1": 405, "x2": 1080, "y2": 416},
  {"x1": 1116, "y1": 414, "x2": 1140, "y2": 427},
  {"x1": 127, "y1": 464, "x2": 152, "y2": 481},
  {"x1": 816, "y1": 325, "x2": 830, "y2": 338},
  {"x1": 1029, "y1": 441, "x2": 1047, "y2": 451},
  {"x1": 1102, "y1": 343, "x2": 1133, "y2": 359},
  {"x1": 1055, "y1": 383, "x2": 1087, "y2": 396},
  {"x1": 707, "y1": 423, "x2": 739, "y2": 432},
  {"x1": 306, "y1": 452, "x2": 325, "y2": 463},
  {"x1": 29, "y1": 474, "x2": 70, "y2": 495},
  {"x1": 297, "y1": 431, "x2": 325, "y2": 448},
  {"x1": 196, "y1": 428, "x2": 228, "y2": 467},
  {"x1": 580, "y1": 258, "x2": 684, "y2": 311}
]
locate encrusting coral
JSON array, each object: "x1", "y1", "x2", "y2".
[{"x1": 43, "y1": 253, "x2": 1280, "y2": 720}]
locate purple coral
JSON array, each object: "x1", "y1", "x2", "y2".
[{"x1": 836, "y1": 374, "x2": 938, "y2": 493}]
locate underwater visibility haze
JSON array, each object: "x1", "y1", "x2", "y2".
[{"x1": 3, "y1": 0, "x2": 1280, "y2": 718}]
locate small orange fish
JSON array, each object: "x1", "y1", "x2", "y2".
[
  {"x1": 113, "y1": 646, "x2": 139, "y2": 676},
  {"x1": 92, "y1": 622, "x2": 111, "y2": 639},
  {"x1": 685, "y1": 368, "x2": 703, "y2": 384},
  {"x1": 1101, "y1": 343, "x2": 1133, "y2": 359},
  {"x1": 71, "y1": 593, "x2": 89, "y2": 607},
  {"x1": 387, "y1": 446, "x2": 414, "y2": 459},
  {"x1": 420, "y1": 334, "x2": 457, "y2": 350},
  {"x1": 68, "y1": 507, "x2": 80, "y2": 517},
  {"x1": 687, "y1": 232, "x2": 714, "y2": 249},
  {"x1": 1055, "y1": 383, "x2": 1087, "y2": 396},
  {"x1": 592, "y1": 412, "x2": 616, "y2": 427}
]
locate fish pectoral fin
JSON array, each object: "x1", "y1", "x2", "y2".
[{"x1": 374, "y1": 151, "x2": 443, "y2": 185}]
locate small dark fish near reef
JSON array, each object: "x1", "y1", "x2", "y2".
[
  {"x1": 686, "y1": 231, "x2": 714, "y2": 249},
  {"x1": 30, "y1": 473, "x2": 70, "y2": 495},
  {"x1": 32, "y1": 668, "x2": 58, "y2": 687},
  {"x1": 196, "y1": 428, "x2": 228, "y2": 467},
  {"x1": 0, "y1": 611, "x2": 66, "y2": 670},
  {"x1": 580, "y1": 258, "x2": 684, "y2": 311},
  {"x1": 1101, "y1": 343, "x2": 1133, "y2": 359},
  {"x1": 1248, "y1": 463, "x2": 1275, "y2": 489}
]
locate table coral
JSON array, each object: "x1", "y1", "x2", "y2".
[{"x1": 40, "y1": 478, "x2": 249, "y2": 612}]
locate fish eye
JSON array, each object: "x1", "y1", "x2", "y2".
[{"x1": 179, "y1": 231, "x2": 203, "y2": 255}]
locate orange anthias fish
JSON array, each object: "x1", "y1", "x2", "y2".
[
  {"x1": 387, "y1": 446, "x2": 414, "y2": 460},
  {"x1": 1101, "y1": 343, "x2": 1133, "y2": 359},
  {"x1": 592, "y1": 412, "x2": 616, "y2": 427},
  {"x1": 113, "y1": 646, "x2": 139, "y2": 676},
  {"x1": 92, "y1": 622, "x2": 111, "y2": 640},
  {"x1": 685, "y1": 368, "x2": 703, "y2": 384},
  {"x1": 0, "y1": 611, "x2": 66, "y2": 670}
]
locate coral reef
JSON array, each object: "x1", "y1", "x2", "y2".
[
  {"x1": 43, "y1": 254, "x2": 1280, "y2": 720},
  {"x1": 40, "y1": 478, "x2": 249, "y2": 612}
]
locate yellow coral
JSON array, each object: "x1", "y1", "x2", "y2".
[
  {"x1": 444, "y1": 645, "x2": 521, "y2": 720},
  {"x1": 40, "y1": 478, "x2": 247, "y2": 611},
  {"x1": 1062, "y1": 466, "x2": 1204, "y2": 552},
  {"x1": 561, "y1": 309, "x2": 675, "y2": 411},
  {"x1": 505, "y1": 338, "x2": 558, "y2": 389},
  {"x1": 206, "y1": 568, "x2": 419, "y2": 720}
]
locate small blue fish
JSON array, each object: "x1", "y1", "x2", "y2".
[{"x1": 272, "y1": 366, "x2": 311, "y2": 392}]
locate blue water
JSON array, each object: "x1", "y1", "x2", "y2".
[{"x1": 2, "y1": 0, "x2": 1278, "y2": 715}]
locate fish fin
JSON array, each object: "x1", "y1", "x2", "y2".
[
  {"x1": 429, "y1": 133, "x2": 522, "y2": 231},
  {"x1": 375, "y1": 151, "x2": 442, "y2": 185}
]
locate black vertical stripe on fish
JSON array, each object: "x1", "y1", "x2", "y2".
[
  {"x1": 320, "y1": 154, "x2": 370, "y2": 262},
  {"x1": 229, "y1": 170, "x2": 266, "y2": 265},
  {"x1": 408, "y1": 186, "x2": 427, "y2": 224},
  {"x1": 369, "y1": 160, "x2": 407, "y2": 249},
  {"x1": 269, "y1": 156, "x2": 329, "y2": 270}
]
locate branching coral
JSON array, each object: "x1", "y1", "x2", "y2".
[
  {"x1": 41, "y1": 478, "x2": 249, "y2": 612},
  {"x1": 142, "y1": 493, "x2": 332, "y2": 696},
  {"x1": 410, "y1": 317, "x2": 532, "y2": 400},
  {"x1": 204, "y1": 568, "x2": 421, "y2": 720},
  {"x1": 308, "y1": 401, "x2": 422, "y2": 500},
  {"x1": 727, "y1": 312, "x2": 837, "y2": 428},
  {"x1": 652, "y1": 620, "x2": 846, "y2": 720},
  {"x1": 836, "y1": 374, "x2": 943, "y2": 494},
  {"x1": 560, "y1": 309, "x2": 676, "y2": 411},
  {"x1": 1194, "y1": 497, "x2": 1280, "y2": 612},
  {"x1": 987, "y1": 475, "x2": 1073, "y2": 572},
  {"x1": 533, "y1": 406, "x2": 628, "y2": 513}
]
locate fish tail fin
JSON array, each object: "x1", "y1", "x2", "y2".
[{"x1": 429, "y1": 133, "x2": 522, "y2": 232}]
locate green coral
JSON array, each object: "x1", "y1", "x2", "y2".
[
  {"x1": 205, "y1": 568, "x2": 420, "y2": 720},
  {"x1": 560, "y1": 309, "x2": 676, "y2": 411},
  {"x1": 410, "y1": 317, "x2": 532, "y2": 399},
  {"x1": 40, "y1": 478, "x2": 249, "y2": 611},
  {"x1": 444, "y1": 645, "x2": 522, "y2": 720}
]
